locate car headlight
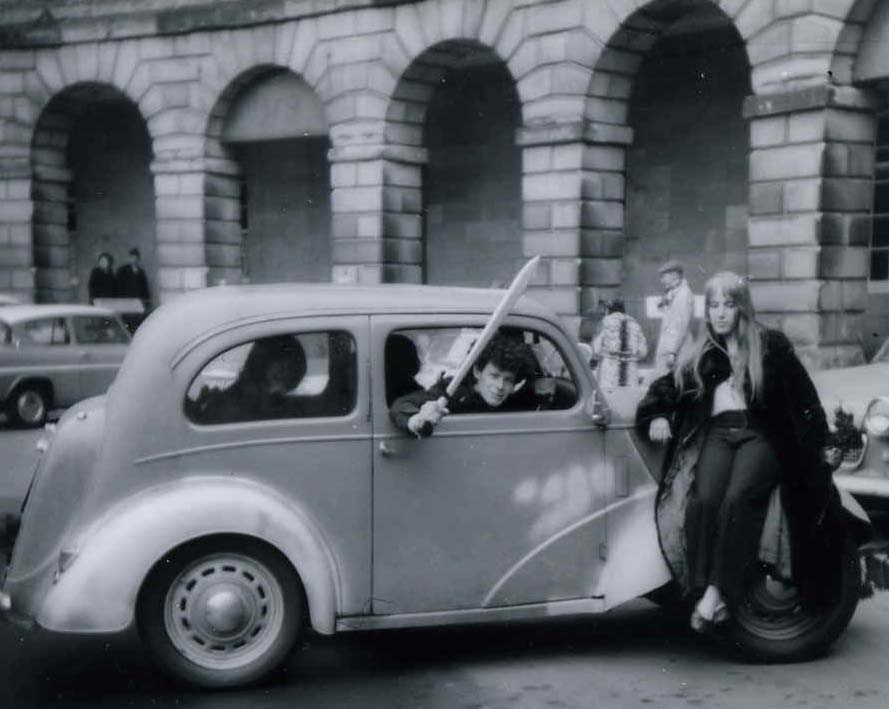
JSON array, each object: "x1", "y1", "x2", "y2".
[
  {"x1": 865, "y1": 413, "x2": 889, "y2": 438},
  {"x1": 863, "y1": 397, "x2": 889, "y2": 439}
]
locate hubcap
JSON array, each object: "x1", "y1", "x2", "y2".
[
  {"x1": 164, "y1": 553, "x2": 285, "y2": 670},
  {"x1": 17, "y1": 390, "x2": 45, "y2": 424},
  {"x1": 734, "y1": 568, "x2": 820, "y2": 641}
]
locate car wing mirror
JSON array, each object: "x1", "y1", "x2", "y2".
[{"x1": 586, "y1": 389, "x2": 610, "y2": 428}]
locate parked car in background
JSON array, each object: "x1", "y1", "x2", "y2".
[
  {"x1": 813, "y1": 337, "x2": 889, "y2": 511},
  {"x1": 0, "y1": 285, "x2": 868, "y2": 688},
  {"x1": 0, "y1": 304, "x2": 130, "y2": 427}
]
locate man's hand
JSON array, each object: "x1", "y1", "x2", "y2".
[
  {"x1": 407, "y1": 397, "x2": 449, "y2": 437},
  {"x1": 649, "y1": 417, "x2": 672, "y2": 443}
]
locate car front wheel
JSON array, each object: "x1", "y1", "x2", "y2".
[
  {"x1": 725, "y1": 537, "x2": 861, "y2": 661},
  {"x1": 138, "y1": 536, "x2": 303, "y2": 688},
  {"x1": 6, "y1": 384, "x2": 49, "y2": 428}
]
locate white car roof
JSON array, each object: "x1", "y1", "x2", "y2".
[{"x1": 0, "y1": 304, "x2": 118, "y2": 325}]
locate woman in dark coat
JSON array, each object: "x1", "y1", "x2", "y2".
[
  {"x1": 636, "y1": 271, "x2": 856, "y2": 633},
  {"x1": 87, "y1": 252, "x2": 116, "y2": 303}
]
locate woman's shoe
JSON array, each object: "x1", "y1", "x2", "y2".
[
  {"x1": 712, "y1": 601, "x2": 730, "y2": 625},
  {"x1": 690, "y1": 608, "x2": 708, "y2": 633}
]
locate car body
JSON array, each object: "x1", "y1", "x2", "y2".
[
  {"x1": 813, "y1": 338, "x2": 889, "y2": 510},
  {"x1": 0, "y1": 284, "x2": 868, "y2": 688},
  {"x1": 0, "y1": 304, "x2": 131, "y2": 427},
  {"x1": 0, "y1": 294, "x2": 21, "y2": 307}
]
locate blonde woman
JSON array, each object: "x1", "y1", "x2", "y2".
[{"x1": 637, "y1": 272, "x2": 849, "y2": 633}]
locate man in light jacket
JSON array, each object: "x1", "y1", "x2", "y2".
[{"x1": 654, "y1": 259, "x2": 694, "y2": 374}]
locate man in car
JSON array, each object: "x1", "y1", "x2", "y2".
[{"x1": 390, "y1": 333, "x2": 552, "y2": 437}]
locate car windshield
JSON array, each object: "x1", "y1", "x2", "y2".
[{"x1": 874, "y1": 338, "x2": 889, "y2": 363}]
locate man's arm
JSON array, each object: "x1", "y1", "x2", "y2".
[{"x1": 389, "y1": 384, "x2": 449, "y2": 437}]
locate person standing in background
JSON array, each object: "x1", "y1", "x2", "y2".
[
  {"x1": 116, "y1": 247, "x2": 151, "y2": 304},
  {"x1": 592, "y1": 299, "x2": 648, "y2": 389},
  {"x1": 87, "y1": 252, "x2": 116, "y2": 304},
  {"x1": 116, "y1": 247, "x2": 151, "y2": 333},
  {"x1": 655, "y1": 259, "x2": 694, "y2": 374}
]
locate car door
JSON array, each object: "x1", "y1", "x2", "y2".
[
  {"x1": 10, "y1": 317, "x2": 80, "y2": 406},
  {"x1": 371, "y1": 314, "x2": 609, "y2": 615},
  {"x1": 69, "y1": 314, "x2": 130, "y2": 398},
  {"x1": 179, "y1": 315, "x2": 374, "y2": 616}
]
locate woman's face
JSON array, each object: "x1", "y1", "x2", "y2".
[
  {"x1": 708, "y1": 287, "x2": 739, "y2": 336},
  {"x1": 98, "y1": 255, "x2": 110, "y2": 270}
]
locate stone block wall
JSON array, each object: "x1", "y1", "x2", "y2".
[{"x1": 0, "y1": 0, "x2": 884, "y2": 365}]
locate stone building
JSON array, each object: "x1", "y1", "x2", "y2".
[{"x1": 0, "y1": 0, "x2": 887, "y2": 367}]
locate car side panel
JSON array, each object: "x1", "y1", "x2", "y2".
[
  {"x1": 33, "y1": 478, "x2": 340, "y2": 634},
  {"x1": 0, "y1": 344, "x2": 81, "y2": 407}
]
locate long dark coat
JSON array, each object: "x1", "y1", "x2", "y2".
[{"x1": 636, "y1": 328, "x2": 867, "y2": 608}]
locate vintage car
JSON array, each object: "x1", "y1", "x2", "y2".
[
  {"x1": 0, "y1": 304, "x2": 131, "y2": 427},
  {"x1": 812, "y1": 337, "x2": 889, "y2": 511},
  {"x1": 0, "y1": 285, "x2": 870, "y2": 688}
]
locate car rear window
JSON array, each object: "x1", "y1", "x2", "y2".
[
  {"x1": 185, "y1": 331, "x2": 357, "y2": 425},
  {"x1": 21, "y1": 317, "x2": 70, "y2": 345},
  {"x1": 72, "y1": 315, "x2": 130, "y2": 344}
]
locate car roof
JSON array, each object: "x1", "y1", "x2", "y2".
[
  {"x1": 131, "y1": 283, "x2": 556, "y2": 368},
  {"x1": 0, "y1": 304, "x2": 118, "y2": 324},
  {"x1": 175, "y1": 283, "x2": 554, "y2": 318}
]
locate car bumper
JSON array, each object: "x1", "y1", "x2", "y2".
[{"x1": 834, "y1": 472, "x2": 889, "y2": 498}]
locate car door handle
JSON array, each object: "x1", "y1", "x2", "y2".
[{"x1": 378, "y1": 441, "x2": 395, "y2": 456}]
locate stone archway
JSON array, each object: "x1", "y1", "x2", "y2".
[
  {"x1": 583, "y1": 0, "x2": 752, "y2": 354},
  {"x1": 31, "y1": 83, "x2": 156, "y2": 303},
  {"x1": 204, "y1": 66, "x2": 330, "y2": 286},
  {"x1": 386, "y1": 40, "x2": 522, "y2": 287}
]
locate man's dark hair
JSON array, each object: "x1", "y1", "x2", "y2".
[
  {"x1": 129, "y1": 247, "x2": 141, "y2": 258},
  {"x1": 474, "y1": 333, "x2": 535, "y2": 381}
]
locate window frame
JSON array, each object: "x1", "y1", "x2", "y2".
[
  {"x1": 869, "y1": 109, "x2": 889, "y2": 294},
  {"x1": 183, "y1": 327, "x2": 360, "y2": 426},
  {"x1": 20, "y1": 317, "x2": 70, "y2": 346}
]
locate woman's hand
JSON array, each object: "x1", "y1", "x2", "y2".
[{"x1": 648, "y1": 417, "x2": 672, "y2": 443}]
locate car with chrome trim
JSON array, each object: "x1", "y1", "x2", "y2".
[
  {"x1": 0, "y1": 284, "x2": 871, "y2": 688},
  {"x1": 812, "y1": 337, "x2": 889, "y2": 511},
  {"x1": 0, "y1": 304, "x2": 130, "y2": 427}
]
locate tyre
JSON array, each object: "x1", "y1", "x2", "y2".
[
  {"x1": 724, "y1": 537, "x2": 861, "y2": 662},
  {"x1": 137, "y1": 536, "x2": 303, "y2": 689},
  {"x1": 6, "y1": 383, "x2": 50, "y2": 428}
]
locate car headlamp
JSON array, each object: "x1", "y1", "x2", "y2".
[
  {"x1": 865, "y1": 413, "x2": 889, "y2": 438},
  {"x1": 863, "y1": 398, "x2": 889, "y2": 439}
]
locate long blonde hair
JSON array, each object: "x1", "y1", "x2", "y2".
[{"x1": 674, "y1": 271, "x2": 764, "y2": 401}]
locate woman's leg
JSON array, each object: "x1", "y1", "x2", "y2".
[
  {"x1": 711, "y1": 429, "x2": 782, "y2": 605},
  {"x1": 685, "y1": 426, "x2": 734, "y2": 594}
]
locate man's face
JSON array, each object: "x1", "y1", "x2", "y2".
[
  {"x1": 660, "y1": 270, "x2": 680, "y2": 291},
  {"x1": 473, "y1": 362, "x2": 517, "y2": 407},
  {"x1": 129, "y1": 253, "x2": 140, "y2": 267}
]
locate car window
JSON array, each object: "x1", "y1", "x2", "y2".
[
  {"x1": 21, "y1": 317, "x2": 70, "y2": 346},
  {"x1": 0, "y1": 320, "x2": 9, "y2": 345},
  {"x1": 185, "y1": 331, "x2": 357, "y2": 425},
  {"x1": 71, "y1": 315, "x2": 130, "y2": 344},
  {"x1": 385, "y1": 327, "x2": 577, "y2": 410}
]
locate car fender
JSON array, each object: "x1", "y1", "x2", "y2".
[{"x1": 36, "y1": 476, "x2": 340, "y2": 635}]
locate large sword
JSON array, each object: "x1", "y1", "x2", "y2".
[
  {"x1": 414, "y1": 256, "x2": 541, "y2": 437},
  {"x1": 444, "y1": 255, "x2": 541, "y2": 398}
]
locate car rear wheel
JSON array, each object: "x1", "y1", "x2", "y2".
[
  {"x1": 724, "y1": 537, "x2": 861, "y2": 661},
  {"x1": 138, "y1": 536, "x2": 303, "y2": 689},
  {"x1": 6, "y1": 384, "x2": 50, "y2": 428}
]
